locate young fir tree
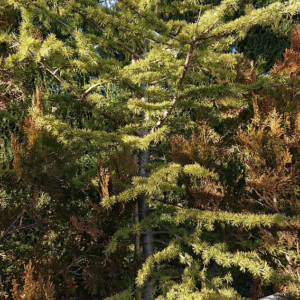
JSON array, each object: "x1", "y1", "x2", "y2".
[{"x1": 1, "y1": 0, "x2": 300, "y2": 299}]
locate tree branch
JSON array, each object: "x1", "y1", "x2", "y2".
[
  {"x1": 193, "y1": 3, "x2": 230, "y2": 43},
  {"x1": 11, "y1": 35, "x2": 123, "y2": 125},
  {"x1": 76, "y1": 10, "x2": 142, "y2": 59},
  {"x1": 81, "y1": 83, "x2": 103, "y2": 98},
  {"x1": 149, "y1": 4, "x2": 232, "y2": 133},
  {"x1": 118, "y1": 0, "x2": 191, "y2": 45},
  {"x1": 150, "y1": 43, "x2": 194, "y2": 133}
]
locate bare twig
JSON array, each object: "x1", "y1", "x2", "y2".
[
  {"x1": 82, "y1": 83, "x2": 103, "y2": 98},
  {"x1": 193, "y1": 6, "x2": 202, "y2": 37},
  {"x1": 1, "y1": 209, "x2": 37, "y2": 238},
  {"x1": 1, "y1": 210, "x2": 27, "y2": 239}
]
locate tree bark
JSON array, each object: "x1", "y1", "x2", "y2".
[
  {"x1": 138, "y1": 147, "x2": 154, "y2": 300},
  {"x1": 134, "y1": 198, "x2": 142, "y2": 300}
]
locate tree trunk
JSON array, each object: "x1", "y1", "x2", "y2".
[
  {"x1": 138, "y1": 147, "x2": 154, "y2": 300},
  {"x1": 134, "y1": 199, "x2": 142, "y2": 300}
]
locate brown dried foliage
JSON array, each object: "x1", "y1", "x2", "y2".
[
  {"x1": 170, "y1": 122, "x2": 225, "y2": 167},
  {"x1": 271, "y1": 25, "x2": 300, "y2": 77},
  {"x1": 32, "y1": 86, "x2": 43, "y2": 113},
  {"x1": 235, "y1": 57, "x2": 256, "y2": 84},
  {"x1": 109, "y1": 146, "x2": 137, "y2": 193},
  {"x1": 33, "y1": 27, "x2": 43, "y2": 43},
  {"x1": 187, "y1": 176, "x2": 225, "y2": 210},
  {"x1": 171, "y1": 122, "x2": 225, "y2": 209},
  {"x1": 238, "y1": 26, "x2": 300, "y2": 296},
  {"x1": 238, "y1": 108, "x2": 297, "y2": 213},
  {"x1": 11, "y1": 260, "x2": 56, "y2": 300},
  {"x1": 10, "y1": 132, "x2": 22, "y2": 177},
  {"x1": 97, "y1": 160, "x2": 110, "y2": 199},
  {"x1": 70, "y1": 216, "x2": 103, "y2": 241}
]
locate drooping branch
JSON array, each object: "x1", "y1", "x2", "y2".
[
  {"x1": 10, "y1": 36, "x2": 122, "y2": 125},
  {"x1": 39, "y1": 60, "x2": 121, "y2": 124}
]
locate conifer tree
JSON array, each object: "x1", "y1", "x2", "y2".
[{"x1": 1, "y1": 0, "x2": 300, "y2": 299}]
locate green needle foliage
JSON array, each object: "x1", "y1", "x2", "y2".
[{"x1": 1, "y1": 0, "x2": 300, "y2": 299}]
